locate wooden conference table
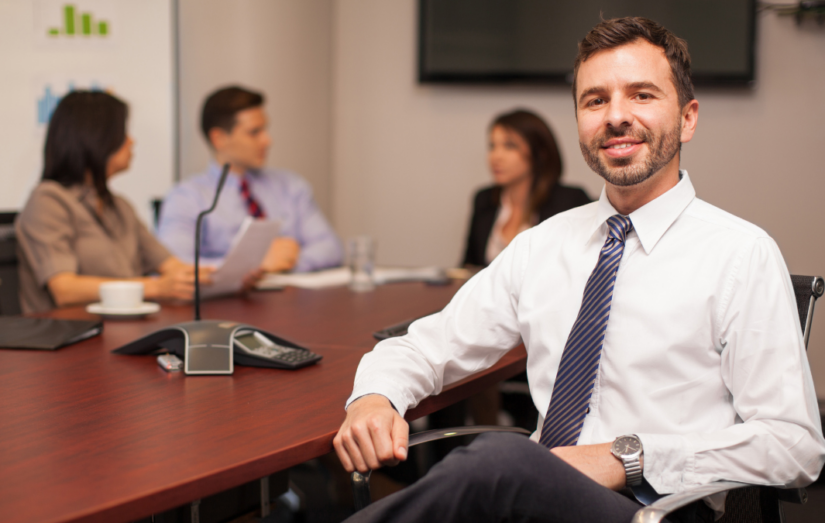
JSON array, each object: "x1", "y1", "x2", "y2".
[{"x1": 0, "y1": 281, "x2": 527, "y2": 523}]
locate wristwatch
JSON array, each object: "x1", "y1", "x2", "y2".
[{"x1": 611, "y1": 434, "x2": 644, "y2": 486}]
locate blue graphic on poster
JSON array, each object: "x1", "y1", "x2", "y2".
[{"x1": 36, "y1": 81, "x2": 105, "y2": 125}]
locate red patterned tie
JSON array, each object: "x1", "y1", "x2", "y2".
[{"x1": 240, "y1": 177, "x2": 266, "y2": 219}]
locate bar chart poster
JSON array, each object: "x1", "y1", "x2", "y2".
[
  {"x1": 34, "y1": 75, "x2": 116, "y2": 127},
  {"x1": 0, "y1": 0, "x2": 174, "y2": 226},
  {"x1": 34, "y1": 0, "x2": 119, "y2": 47}
]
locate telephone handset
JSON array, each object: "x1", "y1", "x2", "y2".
[{"x1": 233, "y1": 330, "x2": 322, "y2": 369}]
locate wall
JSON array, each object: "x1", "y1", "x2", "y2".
[
  {"x1": 331, "y1": 1, "x2": 825, "y2": 396},
  {"x1": 0, "y1": 0, "x2": 175, "y2": 226},
  {"x1": 177, "y1": 0, "x2": 333, "y2": 213}
]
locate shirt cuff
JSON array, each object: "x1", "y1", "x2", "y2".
[
  {"x1": 346, "y1": 380, "x2": 416, "y2": 418},
  {"x1": 636, "y1": 432, "x2": 695, "y2": 494},
  {"x1": 346, "y1": 394, "x2": 400, "y2": 413}
]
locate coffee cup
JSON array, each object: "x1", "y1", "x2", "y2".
[{"x1": 99, "y1": 281, "x2": 144, "y2": 310}]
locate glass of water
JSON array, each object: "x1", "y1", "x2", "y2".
[{"x1": 348, "y1": 236, "x2": 375, "y2": 292}]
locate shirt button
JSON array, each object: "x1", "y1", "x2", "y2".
[{"x1": 585, "y1": 407, "x2": 590, "y2": 414}]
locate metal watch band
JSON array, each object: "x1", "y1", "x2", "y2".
[{"x1": 623, "y1": 456, "x2": 643, "y2": 486}]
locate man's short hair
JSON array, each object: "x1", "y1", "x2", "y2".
[
  {"x1": 572, "y1": 17, "x2": 695, "y2": 109},
  {"x1": 200, "y1": 86, "x2": 265, "y2": 145}
]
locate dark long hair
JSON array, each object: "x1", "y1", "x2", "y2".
[
  {"x1": 42, "y1": 90, "x2": 128, "y2": 207},
  {"x1": 490, "y1": 109, "x2": 563, "y2": 218}
]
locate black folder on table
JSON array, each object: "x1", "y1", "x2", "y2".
[{"x1": 0, "y1": 317, "x2": 103, "y2": 350}]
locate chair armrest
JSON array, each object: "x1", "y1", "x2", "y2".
[
  {"x1": 777, "y1": 487, "x2": 808, "y2": 504},
  {"x1": 631, "y1": 481, "x2": 750, "y2": 523},
  {"x1": 351, "y1": 425, "x2": 531, "y2": 511},
  {"x1": 409, "y1": 425, "x2": 531, "y2": 447}
]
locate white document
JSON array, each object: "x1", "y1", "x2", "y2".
[
  {"x1": 257, "y1": 267, "x2": 351, "y2": 290},
  {"x1": 201, "y1": 218, "x2": 280, "y2": 298},
  {"x1": 256, "y1": 266, "x2": 446, "y2": 290},
  {"x1": 373, "y1": 266, "x2": 446, "y2": 285}
]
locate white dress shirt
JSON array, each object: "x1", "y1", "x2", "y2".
[{"x1": 348, "y1": 172, "x2": 825, "y2": 497}]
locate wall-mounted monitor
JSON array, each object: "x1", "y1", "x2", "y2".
[{"x1": 419, "y1": 0, "x2": 756, "y2": 86}]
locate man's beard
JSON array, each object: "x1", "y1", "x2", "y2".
[{"x1": 580, "y1": 121, "x2": 682, "y2": 187}]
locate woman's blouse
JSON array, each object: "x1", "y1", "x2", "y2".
[
  {"x1": 16, "y1": 181, "x2": 171, "y2": 313},
  {"x1": 463, "y1": 184, "x2": 592, "y2": 267},
  {"x1": 484, "y1": 197, "x2": 535, "y2": 265}
]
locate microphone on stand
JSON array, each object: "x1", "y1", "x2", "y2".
[
  {"x1": 194, "y1": 163, "x2": 230, "y2": 321},
  {"x1": 112, "y1": 163, "x2": 322, "y2": 374}
]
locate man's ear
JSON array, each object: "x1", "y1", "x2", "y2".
[
  {"x1": 680, "y1": 99, "x2": 699, "y2": 144},
  {"x1": 208, "y1": 127, "x2": 229, "y2": 151}
]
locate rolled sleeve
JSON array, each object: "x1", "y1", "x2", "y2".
[
  {"x1": 636, "y1": 433, "x2": 694, "y2": 493},
  {"x1": 136, "y1": 217, "x2": 171, "y2": 274},
  {"x1": 16, "y1": 189, "x2": 79, "y2": 285},
  {"x1": 290, "y1": 179, "x2": 343, "y2": 272}
]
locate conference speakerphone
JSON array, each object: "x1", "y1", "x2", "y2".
[
  {"x1": 110, "y1": 164, "x2": 322, "y2": 375},
  {"x1": 113, "y1": 320, "x2": 322, "y2": 373}
]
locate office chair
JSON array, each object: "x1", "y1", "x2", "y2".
[
  {"x1": 151, "y1": 198, "x2": 163, "y2": 229},
  {"x1": 0, "y1": 212, "x2": 21, "y2": 316},
  {"x1": 351, "y1": 274, "x2": 824, "y2": 523}
]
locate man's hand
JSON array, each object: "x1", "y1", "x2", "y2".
[
  {"x1": 261, "y1": 237, "x2": 300, "y2": 273},
  {"x1": 333, "y1": 395, "x2": 409, "y2": 474},
  {"x1": 551, "y1": 443, "x2": 638, "y2": 491}
]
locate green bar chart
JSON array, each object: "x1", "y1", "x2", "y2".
[{"x1": 47, "y1": 4, "x2": 110, "y2": 37}]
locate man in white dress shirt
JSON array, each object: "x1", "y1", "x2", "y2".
[{"x1": 334, "y1": 17, "x2": 825, "y2": 523}]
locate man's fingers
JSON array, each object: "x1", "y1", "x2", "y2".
[
  {"x1": 333, "y1": 434, "x2": 356, "y2": 473},
  {"x1": 351, "y1": 423, "x2": 383, "y2": 471},
  {"x1": 341, "y1": 427, "x2": 372, "y2": 473},
  {"x1": 391, "y1": 416, "x2": 409, "y2": 461},
  {"x1": 368, "y1": 416, "x2": 398, "y2": 466}
]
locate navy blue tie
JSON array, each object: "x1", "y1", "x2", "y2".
[{"x1": 540, "y1": 214, "x2": 633, "y2": 449}]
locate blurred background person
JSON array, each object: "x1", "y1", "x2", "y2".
[
  {"x1": 16, "y1": 91, "x2": 209, "y2": 313},
  {"x1": 463, "y1": 109, "x2": 591, "y2": 268},
  {"x1": 158, "y1": 86, "x2": 343, "y2": 273},
  {"x1": 440, "y1": 109, "x2": 593, "y2": 449}
]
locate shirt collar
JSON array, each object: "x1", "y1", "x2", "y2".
[
  {"x1": 586, "y1": 170, "x2": 696, "y2": 254},
  {"x1": 207, "y1": 161, "x2": 262, "y2": 185}
]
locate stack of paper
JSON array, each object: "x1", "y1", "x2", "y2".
[{"x1": 257, "y1": 266, "x2": 447, "y2": 290}]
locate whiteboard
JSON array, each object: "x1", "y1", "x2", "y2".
[{"x1": 0, "y1": 0, "x2": 175, "y2": 226}]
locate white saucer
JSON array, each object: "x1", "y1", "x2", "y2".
[{"x1": 86, "y1": 302, "x2": 161, "y2": 319}]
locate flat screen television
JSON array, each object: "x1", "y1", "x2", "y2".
[{"x1": 418, "y1": 0, "x2": 756, "y2": 86}]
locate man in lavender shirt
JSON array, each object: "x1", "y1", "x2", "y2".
[{"x1": 158, "y1": 86, "x2": 343, "y2": 273}]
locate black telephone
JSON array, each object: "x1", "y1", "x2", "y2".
[
  {"x1": 233, "y1": 329, "x2": 322, "y2": 369},
  {"x1": 112, "y1": 321, "x2": 322, "y2": 372}
]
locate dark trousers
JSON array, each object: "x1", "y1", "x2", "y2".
[{"x1": 346, "y1": 432, "x2": 712, "y2": 523}]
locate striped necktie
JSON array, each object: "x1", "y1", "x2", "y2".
[
  {"x1": 240, "y1": 177, "x2": 266, "y2": 219},
  {"x1": 539, "y1": 214, "x2": 633, "y2": 449}
]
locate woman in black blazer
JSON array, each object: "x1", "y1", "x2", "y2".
[{"x1": 463, "y1": 109, "x2": 591, "y2": 267}]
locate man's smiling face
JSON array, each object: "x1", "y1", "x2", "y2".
[{"x1": 575, "y1": 39, "x2": 691, "y2": 188}]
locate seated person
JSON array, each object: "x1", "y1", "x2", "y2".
[
  {"x1": 158, "y1": 86, "x2": 343, "y2": 273},
  {"x1": 334, "y1": 18, "x2": 825, "y2": 523},
  {"x1": 16, "y1": 91, "x2": 208, "y2": 313},
  {"x1": 463, "y1": 109, "x2": 591, "y2": 267}
]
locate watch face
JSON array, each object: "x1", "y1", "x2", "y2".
[{"x1": 613, "y1": 435, "x2": 641, "y2": 457}]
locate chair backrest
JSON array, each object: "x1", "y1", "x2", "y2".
[
  {"x1": 151, "y1": 198, "x2": 163, "y2": 229},
  {"x1": 790, "y1": 274, "x2": 824, "y2": 348},
  {"x1": 0, "y1": 212, "x2": 21, "y2": 316}
]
